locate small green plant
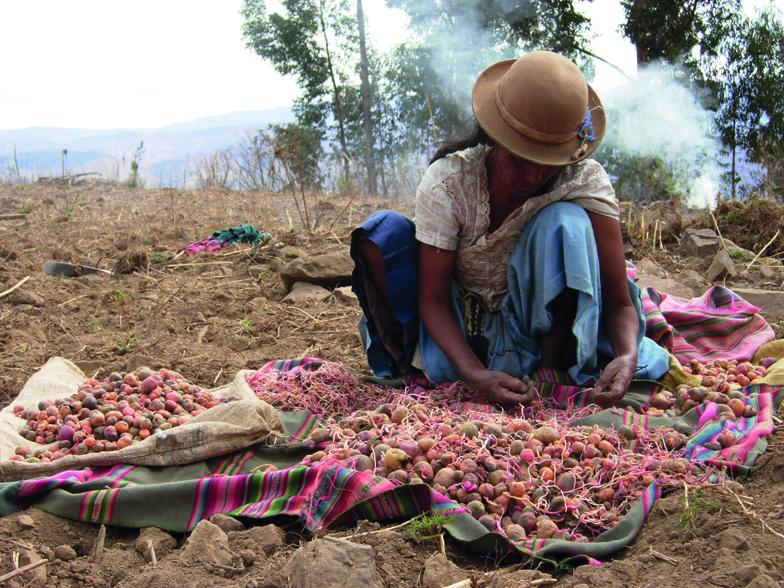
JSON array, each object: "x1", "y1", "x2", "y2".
[
  {"x1": 66, "y1": 190, "x2": 80, "y2": 213},
  {"x1": 111, "y1": 286, "x2": 129, "y2": 303},
  {"x1": 127, "y1": 141, "x2": 145, "y2": 188},
  {"x1": 232, "y1": 314, "x2": 258, "y2": 346},
  {"x1": 114, "y1": 328, "x2": 139, "y2": 351},
  {"x1": 240, "y1": 316, "x2": 256, "y2": 334},
  {"x1": 18, "y1": 205, "x2": 33, "y2": 214},
  {"x1": 402, "y1": 511, "x2": 454, "y2": 540},
  {"x1": 89, "y1": 322, "x2": 102, "y2": 333},
  {"x1": 677, "y1": 489, "x2": 719, "y2": 536},
  {"x1": 149, "y1": 251, "x2": 173, "y2": 263},
  {"x1": 730, "y1": 249, "x2": 751, "y2": 260}
]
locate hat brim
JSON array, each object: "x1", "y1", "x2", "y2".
[{"x1": 472, "y1": 59, "x2": 606, "y2": 166}]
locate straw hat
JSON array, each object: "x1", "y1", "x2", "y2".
[{"x1": 471, "y1": 51, "x2": 605, "y2": 166}]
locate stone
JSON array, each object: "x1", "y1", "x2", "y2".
[
  {"x1": 280, "y1": 252, "x2": 353, "y2": 290},
  {"x1": 680, "y1": 269, "x2": 709, "y2": 293},
  {"x1": 17, "y1": 514, "x2": 35, "y2": 530},
  {"x1": 363, "y1": 529, "x2": 403, "y2": 547},
  {"x1": 736, "y1": 565, "x2": 769, "y2": 586},
  {"x1": 135, "y1": 527, "x2": 178, "y2": 561},
  {"x1": 679, "y1": 228, "x2": 722, "y2": 258},
  {"x1": 246, "y1": 524, "x2": 285, "y2": 557},
  {"x1": 283, "y1": 536, "x2": 383, "y2": 588},
  {"x1": 745, "y1": 575, "x2": 779, "y2": 588},
  {"x1": 178, "y1": 520, "x2": 233, "y2": 567},
  {"x1": 705, "y1": 249, "x2": 738, "y2": 282},
  {"x1": 635, "y1": 274, "x2": 696, "y2": 300},
  {"x1": 421, "y1": 553, "x2": 469, "y2": 588},
  {"x1": 209, "y1": 513, "x2": 246, "y2": 534},
  {"x1": 18, "y1": 549, "x2": 47, "y2": 588},
  {"x1": 759, "y1": 263, "x2": 777, "y2": 280},
  {"x1": 636, "y1": 257, "x2": 666, "y2": 278},
  {"x1": 333, "y1": 285, "x2": 359, "y2": 305},
  {"x1": 732, "y1": 288, "x2": 784, "y2": 318},
  {"x1": 716, "y1": 528, "x2": 749, "y2": 551},
  {"x1": 53, "y1": 545, "x2": 77, "y2": 561},
  {"x1": 8, "y1": 289, "x2": 45, "y2": 307},
  {"x1": 283, "y1": 281, "x2": 331, "y2": 304}
]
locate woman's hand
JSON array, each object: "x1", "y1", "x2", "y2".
[
  {"x1": 418, "y1": 244, "x2": 536, "y2": 407},
  {"x1": 590, "y1": 353, "x2": 637, "y2": 408},
  {"x1": 587, "y1": 212, "x2": 641, "y2": 409},
  {"x1": 470, "y1": 368, "x2": 537, "y2": 405}
]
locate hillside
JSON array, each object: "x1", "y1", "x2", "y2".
[{"x1": 0, "y1": 107, "x2": 293, "y2": 187}]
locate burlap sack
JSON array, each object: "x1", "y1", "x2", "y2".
[{"x1": 0, "y1": 357, "x2": 285, "y2": 481}]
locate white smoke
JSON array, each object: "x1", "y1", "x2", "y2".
[{"x1": 599, "y1": 63, "x2": 723, "y2": 208}]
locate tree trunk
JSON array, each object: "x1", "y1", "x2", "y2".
[
  {"x1": 634, "y1": 0, "x2": 648, "y2": 67},
  {"x1": 319, "y1": 2, "x2": 350, "y2": 185},
  {"x1": 357, "y1": 0, "x2": 377, "y2": 196}
]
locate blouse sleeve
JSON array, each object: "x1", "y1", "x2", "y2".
[
  {"x1": 561, "y1": 159, "x2": 621, "y2": 220},
  {"x1": 414, "y1": 166, "x2": 461, "y2": 251}
]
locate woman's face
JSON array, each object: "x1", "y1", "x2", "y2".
[{"x1": 489, "y1": 144, "x2": 562, "y2": 199}]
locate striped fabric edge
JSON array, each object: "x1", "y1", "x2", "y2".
[
  {"x1": 186, "y1": 465, "x2": 398, "y2": 531},
  {"x1": 684, "y1": 385, "x2": 777, "y2": 470},
  {"x1": 79, "y1": 487, "x2": 121, "y2": 524},
  {"x1": 17, "y1": 464, "x2": 137, "y2": 498}
]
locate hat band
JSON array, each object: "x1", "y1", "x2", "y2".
[{"x1": 495, "y1": 86, "x2": 579, "y2": 145}]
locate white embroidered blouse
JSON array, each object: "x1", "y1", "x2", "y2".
[{"x1": 414, "y1": 145, "x2": 620, "y2": 312}]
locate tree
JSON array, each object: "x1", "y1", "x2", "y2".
[
  {"x1": 241, "y1": 0, "x2": 357, "y2": 184},
  {"x1": 357, "y1": 0, "x2": 378, "y2": 195},
  {"x1": 621, "y1": 0, "x2": 741, "y2": 71},
  {"x1": 712, "y1": 10, "x2": 784, "y2": 199},
  {"x1": 382, "y1": 0, "x2": 595, "y2": 145}
]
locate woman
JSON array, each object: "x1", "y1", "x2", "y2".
[{"x1": 351, "y1": 51, "x2": 669, "y2": 407}]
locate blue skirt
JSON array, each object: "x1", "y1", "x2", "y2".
[{"x1": 350, "y1": 203, "x2": 669, "y2": 384}]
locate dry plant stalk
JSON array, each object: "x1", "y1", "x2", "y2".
[
  {"x1": 274, "y1": 141, "x2": 312, "y2": 235},
  {"x1": 146, "y1": 540, "x2": 157, "y2": 566},
  {"x1": 0, "y1": 559, "x2": 48, "y2": 584},
  {"x1": 0, "y1": 276, "x2": 31, "y2": 300},
  {"x1": 92, "y1": 524, "x2": 106, "y2": 563},
  {"x1": 706, "y1": 484, "x2": 784, "y2": 539},
  {"x1": 708, "y1": 206, "x2": 731, "y2": 254},
  {"x1": 746, "y1": 229, "x2": 781, "y2": 271}
]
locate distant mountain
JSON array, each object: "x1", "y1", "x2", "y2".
[
  {"x1": 157, "y1": 107, "x2": 292, "y2": 134},
  {"x1": 0, "y1": 107, "x2": 294, "y2": 187}
]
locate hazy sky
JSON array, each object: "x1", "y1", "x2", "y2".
[{"x1": 0, "y1": 0, "x2": 673, "y2": 131}]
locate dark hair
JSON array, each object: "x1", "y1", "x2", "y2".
[{"x1": 430, "y1": 121, "x2": 488, "y2": 165}]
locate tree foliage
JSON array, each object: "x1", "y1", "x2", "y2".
[
  {"x1": 621, "y1": 0, "x2": 784, "y2": 199},
  {"x1": 241, "y1": 0, "x2": 357, "y2": 183},
  {"x1": 620, "y1": 0, "x2": 741, "y2": 70}
]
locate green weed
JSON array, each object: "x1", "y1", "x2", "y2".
[
  {"x1": 126, "y1": 141, "x2": 145, "y2": 188},
  {"x1": 114, "y1": 328, "x2": 139, "y2": 351},
  {"x1": 730, "y1": 250, "x2": 751, "y2": 260},
  {"x1": 149, "y1": 252, "x2": 173, "y2": 263},
  {"x1": 677, "y1": 489, "x2": 719, "y2": 536},
  {"x1": 111, "y1": 287, "x2": 129, "y2": 304},
  {"x1": 402, "y1": 511, "x2": 454, "y2": 540}
]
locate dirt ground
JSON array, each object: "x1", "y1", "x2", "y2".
[{"x1": 2, "y1": 181, "x2": 784, "y2": 588}]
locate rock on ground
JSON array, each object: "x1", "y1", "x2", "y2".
[{"x1": 283, "y1": 536, "x2": 383, "y2": 588}]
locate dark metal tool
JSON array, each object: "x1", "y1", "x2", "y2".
[{"x1": 42, "y1": 261, "x2": 114, "y2": 277}]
